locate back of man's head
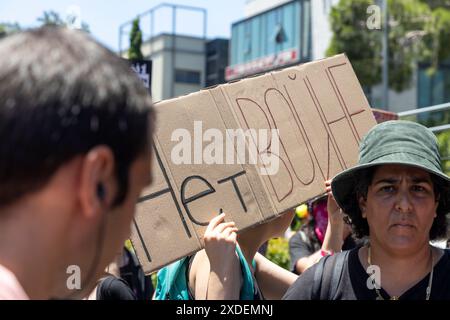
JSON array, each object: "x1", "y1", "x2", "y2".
[{"x1": 0, "y1": 26, "x2": 153, "y2": 207}]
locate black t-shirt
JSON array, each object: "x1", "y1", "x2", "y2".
[
  {"x1": 96, "y1": 276, "x2": 137, "y2": 300},
  {"x1": 288, "y1": 230, "x2": 359, "y2": 274},
  {"x1": 283, "y1": 248, "x2": 450, "y2": 300}
]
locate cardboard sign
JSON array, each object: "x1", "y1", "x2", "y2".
[{"x1": 131, "y1": 54, "x2": 377, "y2": 273}]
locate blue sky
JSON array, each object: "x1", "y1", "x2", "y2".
[{"x1": 0, "y1": 0, "x2": 246, "y2": 51}]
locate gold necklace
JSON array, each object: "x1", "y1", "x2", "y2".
[{"x1": 367, "y1": 246, "x2": 434, "y2": 300}]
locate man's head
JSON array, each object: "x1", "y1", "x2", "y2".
[
  {"x1": 331, "y1": 121, "x2": 449, "y2": 252},
  {"x1": 0, "y1": 27, "x2": 154, "y2": 298}
]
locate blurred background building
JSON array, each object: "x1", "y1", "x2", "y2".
[
  {"x1": 119, "y1": 3, "x2": 229, "y2": 102},
  {"x1": 118, "y1": 0, "x2": 448, "y2": 172},
  {"x1": 226, "y1": 0, "x2": 337, "y2": 81}
]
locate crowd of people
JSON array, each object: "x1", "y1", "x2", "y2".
[{"x1": 0, "y1": 26, "x2": 449, "y2": 300}]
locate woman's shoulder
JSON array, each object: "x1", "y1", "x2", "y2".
[{"x1": 188, "y1": 248, "x2": 241, "y2": 298}]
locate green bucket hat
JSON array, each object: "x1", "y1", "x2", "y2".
[{"x1": 331, "y1": 120, "x2": 450, "y2": 216}]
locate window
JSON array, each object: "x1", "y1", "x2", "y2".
[
  {"x1": 244, "y1": 21, "x2": 252, "y2": 56},
  {"x1": 266, "y1": 9, "x2": 276, "y2": 55},
  {"x1": 175, "y1": 69, "x2": 201, "y2": 84},
  {"x1": 207, "y1": 60, "x2": 217, "y2": 73},
  {"x1": 229, "y1": 0, "x2": 310, "y2": 66},
  {"x1": 231, "y1": 27, "x2": 239, "y2": 65},
  {"x1": 283, "y1": 1, "x2": 295, "y2": 50},
  {"x1": 249, "y1": 17, "x2": 258, "y2": 61},
  {"x1": 207, "y1": 49, "x2": 217, "y2": 57},
  {"x1": 273, "y1": 24, "x2": 286, "y2": 44}
]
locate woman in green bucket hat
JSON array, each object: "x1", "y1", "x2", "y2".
[{"x1": 284, "y1": 120, "x2": 450, "y2": 300}]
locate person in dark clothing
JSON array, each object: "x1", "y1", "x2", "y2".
[
  {"x1": 119, "y1": 246, "x2": 154, "y2": 300},
  {"x1": 96, "y1": 276, "x2": 136, "y2": 300},
  {"x1": 284, "y1": 121, "x2": 450, "y2": 300},
  {"x1": 289, "y1": 213, "x2": 359, "y2": 274},
  {"x1": 289, "y1": 182, "x2": 361, "y2": 275},
  {"x1": 91, "y1": 247, "x2": 153, "y2": 300},
  {"x1": 284, "y1": 247, "x2": 450, "y2": 300}
]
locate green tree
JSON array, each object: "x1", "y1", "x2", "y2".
[
  {"x1": 327, "y1": 0, "x2": 383, "y2": 89},
  {"x1": 423, "y1": 0, "x2": 450, "y2": 10},
  {"x1": 128, "y1": 18, "x2": 144, "y2": 60},
  {"x1": 265, "y1": 238, "x2": 290, "y2": 270},
  {"x1": 0, "y1": 22, "x2": 21, "y2": 38},
  {"x1": 37, "y1": 10, "x2": 90, "y2": 33},
  {"x1": 437, "y1": 130, "x2": 450, "y2": 175},
  {"x1": 327, "y1": 0, "x2": 450, "y2": 92},
  {"x1": 37, "y1": 10, "x2": 65, "y2": 26}
]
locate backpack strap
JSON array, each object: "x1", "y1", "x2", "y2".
[
  {"x1": 311, "y1": 251, "x2": 349, "y2": 300},
  {"x1": 311, "y1": 254, "x2": 325, "y2": 299},
  {"x1": 235, "y1": 245, "x2": 256, "y2": 300},
  {"x1": 120, "y1": 247, "x2": 148, "y2": 300},
  {"x1": 328, "y1": 251, "x2": 349, "y2": 299}
]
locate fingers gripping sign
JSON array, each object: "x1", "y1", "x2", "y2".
[
  {"x1": 325, "y1": 179, "x2": 344, "y2": 222},
  {"x1": 203, "y1": 212, "x2": 238, "y2": 271},
  {"x1": 320, "y1": 179, "x2": 347, "y2": 256},
  {"x1": 194, "y1": 211, "x2": 241, "y2": 300}
]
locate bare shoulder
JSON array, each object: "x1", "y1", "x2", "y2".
[
  {"x1": 189, "y1": 248, "x2": 241, "y2": 300},
  {"x1": 188, "y1": 249, "x2": 207, "y2": 291}
]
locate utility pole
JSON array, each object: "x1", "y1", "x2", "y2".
[{"x1": 382, "y1": 0, "x2": 389, "y2": 110}]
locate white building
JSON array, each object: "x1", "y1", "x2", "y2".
[{"x1": 141, "y1": 33, "x2": 206, "y2": 103}]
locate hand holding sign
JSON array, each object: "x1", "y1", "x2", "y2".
[
  {"x1": 203, "y1": 212, "x2": 238, "y2": 273},
  {"x1": 131, "y1": 54, "x2": 378, "y2": 273},
  {"x1": 325, "y1": 179, "x2": 344, "y2": 224}
]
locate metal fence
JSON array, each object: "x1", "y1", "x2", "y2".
[
  {"x1": 398, "y1": 102, "x2": 450, "y2": 133},
  {"x1": 398, "y1": 103, "x2": 450, "y2": 164}
]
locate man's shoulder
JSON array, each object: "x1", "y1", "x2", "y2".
[{"x1": 0, "y1": 264, "x2": 29, "y2": 300}]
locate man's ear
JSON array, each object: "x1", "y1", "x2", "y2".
[
  {"x1": 78, "y1": 146, "x2": 117, "y2": 219},
  {"x1": 358, "y1": 196, "x2": 367, "y2": 218}
]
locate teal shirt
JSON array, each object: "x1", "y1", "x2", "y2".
[{"x1": 154, "y1": 245, "x2": 256, "y2": 300}]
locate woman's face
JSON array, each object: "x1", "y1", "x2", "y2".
[{"x1": 359, "y1": 164, "x2": 439, "y2": 254}]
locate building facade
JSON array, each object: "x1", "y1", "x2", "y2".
[
  {"x1": 140, "y1": 33, "x2": 206, "y2": 102},
  {"x1": 124, "y1": 33, "x2": 229, "y2": 102},
  {"x1": 228, "y1": 0, "x2": 450, "y2": 113},
  {"x1": 226, "y1": 0, "x2": 337, "y2": 81},
  {"x1": 206, "y1": 38, "x2": 229, "y2": 87}
]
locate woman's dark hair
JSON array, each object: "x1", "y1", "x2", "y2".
[
  {"x1": 430, "y1": 174, "x2": 449, "y2": 240},
  {"x1": 345, "y1": 166, "x2": 449, "y2": 240},
  {"x1": 0, "y1": 27, "x2": 155, "y2": 207}
]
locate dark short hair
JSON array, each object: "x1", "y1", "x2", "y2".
[
  {"x1": 344, "y1": 166, "x2": 448, "y2": 240},
  {"x1": 0, "y1": 26, "x2": 154, "y2": 207}
]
